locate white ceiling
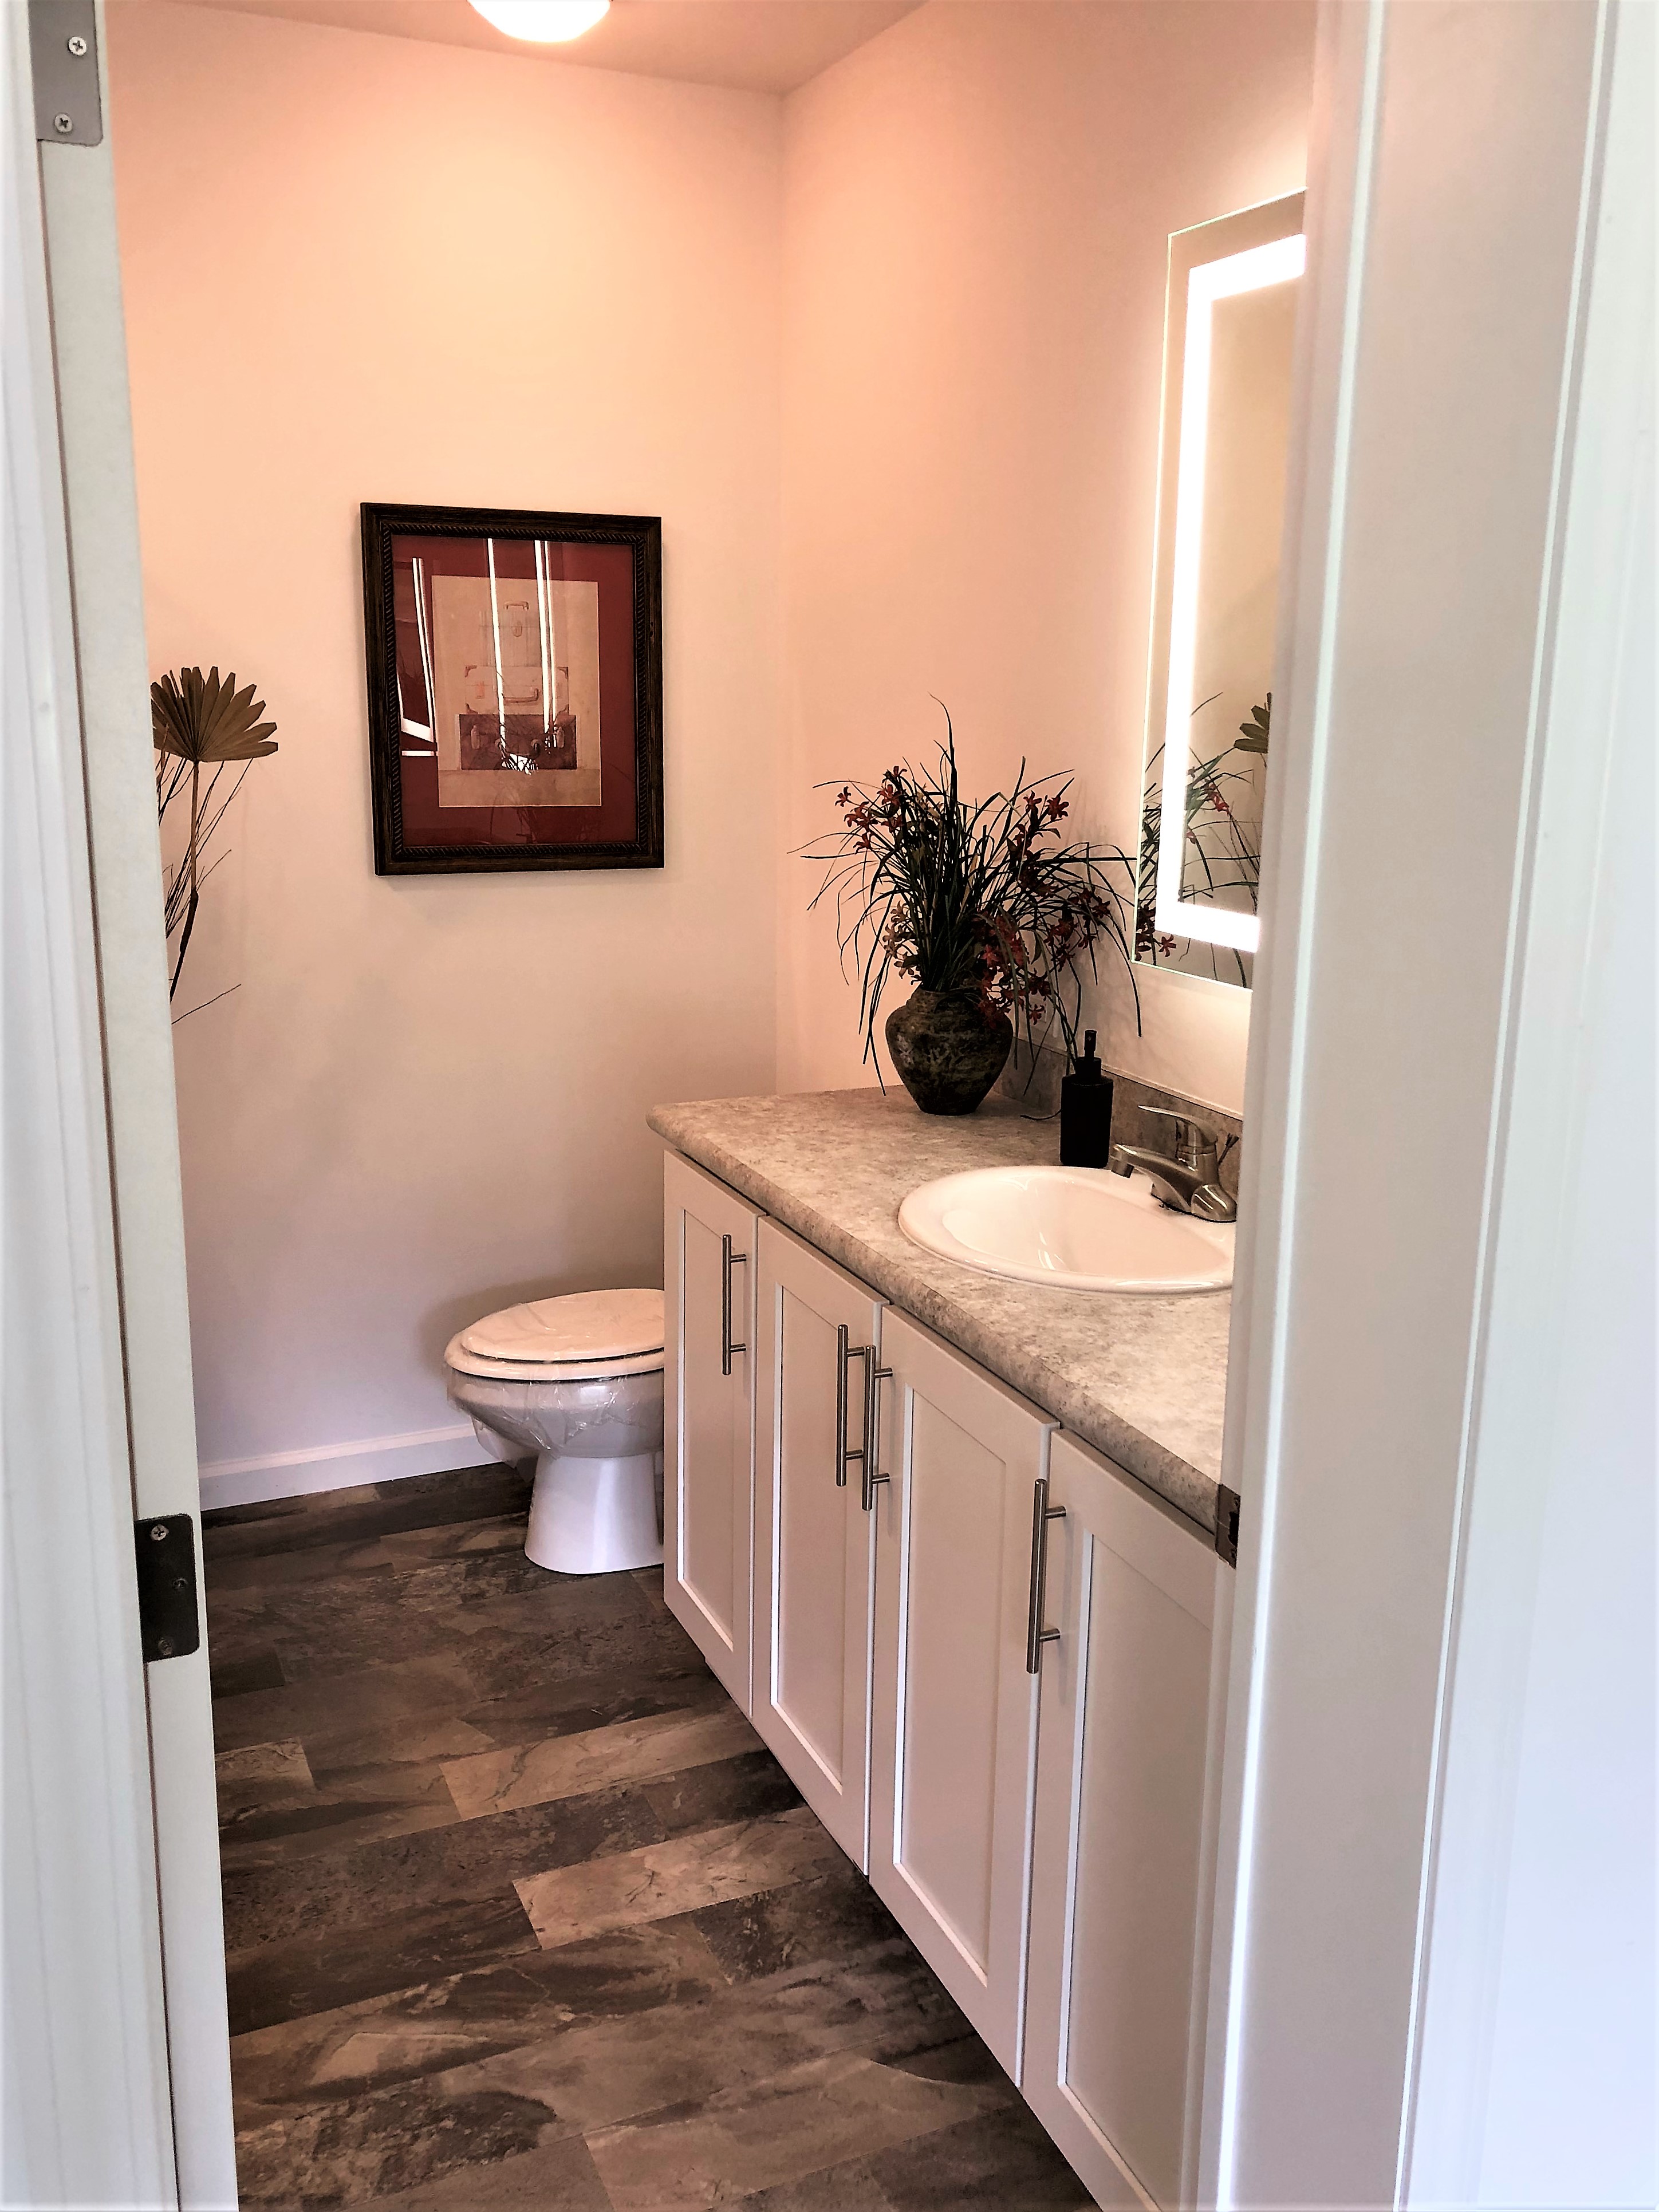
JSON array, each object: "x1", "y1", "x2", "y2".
[{"x1": 159, "y1": 0, "x2": 925, "y2": 94}]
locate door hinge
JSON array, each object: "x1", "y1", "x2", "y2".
[
  {"x1": 1214, "y1": 1483, "x2": 1240, "y2": 1570},
  {"x1": 29, "y1": 0, "x2": 103, "y2": 148},
  {"x1": 134, "y1": 1515, "x2": 200, "y2": 1662}
]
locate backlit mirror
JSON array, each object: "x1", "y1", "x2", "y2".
[{"x1": 1136, "y1": 192, "x2": 1305, "y2": 989}]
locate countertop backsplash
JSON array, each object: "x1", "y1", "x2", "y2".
[{"x1": 994, "y1": 1041, "x2": 1244, "y2": 1203}]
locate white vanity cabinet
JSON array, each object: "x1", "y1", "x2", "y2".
[
  {"x1": 663, "y1": 1152, "x2": 758, "y2": 1713},
  {"x1": 870, "y1": 1308, "x2": 1057, "y2": 2081},
  {"x1": 661, "y1": 1148, "x2": 1227, "y2": 2208},
  {"x1": 1023, "y1": 1429, "x2": 1226, "y2": 2210},
  {"x1": 751, "y1": 1222, "x2": 885, "y2": 1868}
]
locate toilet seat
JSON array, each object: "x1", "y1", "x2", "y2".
[
  {"x1": 444, "y1": 1287, "x2": 665, "y2": 1384},
  {"x1": 444, "y1": 1342, "x2": 664, "y2": 1383}
]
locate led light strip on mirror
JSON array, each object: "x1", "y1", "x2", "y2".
[{"x1": 1154, "y1": 230, "x2": 1306, "y2": 954}]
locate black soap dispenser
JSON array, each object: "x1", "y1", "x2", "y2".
[{"x1": 1059, "y1": 1030, "x2": 1114, "y2": 1168}]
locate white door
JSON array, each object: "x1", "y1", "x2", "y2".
[
  {"x1": 870, "y1": 1310, "x2": 1054, "y2": 2081},
  {"x1": 9, "y1": 7, "x2": 237, "y2": 2203},
  {"x1": 1025, "y1": 1429, "x2": 1222, "y2": 2211},
  {"x1": 664, "y1": 1152, "x2": 758, "y2": 1712},
  {"x1": 754, "y1": 1221, "x2": 883, "y2": 1867}
]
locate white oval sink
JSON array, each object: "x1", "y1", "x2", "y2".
[{"x1": 898, "y1": 1164, "x2": 1233, "y2": 1294}]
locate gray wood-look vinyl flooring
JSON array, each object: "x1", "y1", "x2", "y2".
[{"x1": 206, "y1": 1463, "x2": 1096, "y2": 2209}]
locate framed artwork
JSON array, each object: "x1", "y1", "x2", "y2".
[{"x1": 361, "y1": 502, "x2": 663, "y2": 874}]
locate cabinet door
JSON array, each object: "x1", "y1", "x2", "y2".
[
  {"x1": 664, "y1": 1152, "x2": 759, "y2": 1713},
  {"x1": 753, "y1": 1223, "x2": 884, "y2": 1868},
  {"x1": 1024, "y1": 1429, "x2": 1223, "y2": 2211},
  {"x1": 870, "y1": 1310, "x2": 1055, "y2": 2080}
]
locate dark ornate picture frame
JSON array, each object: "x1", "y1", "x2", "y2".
[{"x1": 361, "y1": 502, "x2": 663, "y2": 876}]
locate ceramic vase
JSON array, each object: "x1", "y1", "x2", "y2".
[{"x1": 885, "y1": 987, "x2": 1012, "y2": 1115}]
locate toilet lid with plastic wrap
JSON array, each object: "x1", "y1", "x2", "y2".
[{"x1": 450, "y1": 1288, "x2": 664, "y2": 1380}]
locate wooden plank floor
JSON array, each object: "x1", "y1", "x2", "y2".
[{"x1": 205, "y1": 1463, "x2": 1096, "y2": 2209}]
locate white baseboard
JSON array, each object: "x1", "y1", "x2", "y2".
[{"x1": 198, "y1": 1421, "x2": 499, "y2": 1512}]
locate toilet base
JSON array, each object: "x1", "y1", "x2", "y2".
[{"x1": 526, "y1": 1449, "x2": 664, "y2": 1575}]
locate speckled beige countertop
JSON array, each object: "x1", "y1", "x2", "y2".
[{"x1": 647, "y1": 1088, "x2": 1231, "y2": 1536}]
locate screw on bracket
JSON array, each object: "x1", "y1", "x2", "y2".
[{"x1": 33, "y1": 4, "x2": 104, "y2": 147}]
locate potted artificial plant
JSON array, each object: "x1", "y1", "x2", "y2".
[{"x1": 806, "y1": 711, "x2": 1138, "y2": 1114}]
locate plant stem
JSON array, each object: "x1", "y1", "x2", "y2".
[
  {"x1": 169, "y1": 890, "x2": 198, "y2": 1001},
  {"x1": 170, "y1": 759, "x2": 201, "y2": 1001}
]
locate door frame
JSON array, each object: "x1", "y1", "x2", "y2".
[
  {"x1": 4, "y1": 2, "x2": 237, "y2": 2204},
  {"x1": 5, "y1": 5, "x2": 174, "y2": 2202},
  {"x1": 1200, "y1": 2, "x2": 1650, "y2": 2204}
]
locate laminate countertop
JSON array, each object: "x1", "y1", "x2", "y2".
[{"x1": 647, "y1": 1088, "x2": 1232, "y2": 1538}]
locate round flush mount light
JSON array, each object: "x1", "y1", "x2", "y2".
[{"x1": 468, "y1": 0, "x2": 610, "y2": 42}]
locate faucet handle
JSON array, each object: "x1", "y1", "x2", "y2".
[{"x1": 1144, "y1": 1106, "x2": 1219, "y2": 1172}]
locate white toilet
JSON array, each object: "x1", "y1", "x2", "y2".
[{"x1": 443, "y1": 1287, "x2": 665, "y2": 1576}]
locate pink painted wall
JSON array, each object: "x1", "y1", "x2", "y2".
[
  {"x1": 111, "y1": 0, "x2": 1312, "y2": 1491},
  {"x1": 109, "y1": 3, "x2": 782, "y2": 1487},
  {"x1": 777, "y1": 0, "x2": 1316, "y2": 1111}
]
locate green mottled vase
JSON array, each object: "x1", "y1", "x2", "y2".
[{"x1": 885, "y1": 987, "x2": 1012, "y2": 1116}]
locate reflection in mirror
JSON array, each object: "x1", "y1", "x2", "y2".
[{"x1": 1137, "y1": 193, "x2": 1304, "y2": 989}]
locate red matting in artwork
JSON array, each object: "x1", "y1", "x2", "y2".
[{"x1": 391, "y1": 534, "x2": 637, "y2": 851}]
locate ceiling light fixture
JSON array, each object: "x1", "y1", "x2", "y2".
[{"x1": 468, "y1": 0, "x2": 610, "y2": 44}]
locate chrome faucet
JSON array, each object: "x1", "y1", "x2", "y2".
[{"x1": 1109, "y1": 1107, "x2": 1237, "y2": 1223}]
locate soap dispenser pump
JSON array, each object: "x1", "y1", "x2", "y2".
[{"x1": 1059, "y1": 1030, "x2": 1114, "y2": 1169}]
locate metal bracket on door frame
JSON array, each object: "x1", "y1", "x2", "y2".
[
  {"x1": 29, "y1": 0, "x2": 103, "y2": 147},
  {"x1": 133, "y1": 1515, "x2": 200, "y2": 1662},
  {"x1": 1213, "y1": 1483, "x2": 1240, "y2": 1569}
]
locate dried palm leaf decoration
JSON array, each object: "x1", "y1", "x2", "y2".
[{"x1": 152, "y1": 666, "x2": 278, "y2": 1007}]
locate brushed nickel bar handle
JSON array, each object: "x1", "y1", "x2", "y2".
[
  {"x1": 720, "y1": 1236, "x2": 747, "y2": 1377},
  {"x1": 835, "y1": 1324, "x2": 848, "y2": 1484},
  {"x1": 862, "y1": 1363, "x2": 892, "y2": 1513},
  {"x1": 836, "y1": 1326, "x2": 872, "y2": 1488},
  {"x1": 1026, "y1": 1473, "x2": 1066, "y2": 1674}
]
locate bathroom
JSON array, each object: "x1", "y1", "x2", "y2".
[{"x1": 7, "y1": 2, "x2": 1650, "y2": 2210}]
